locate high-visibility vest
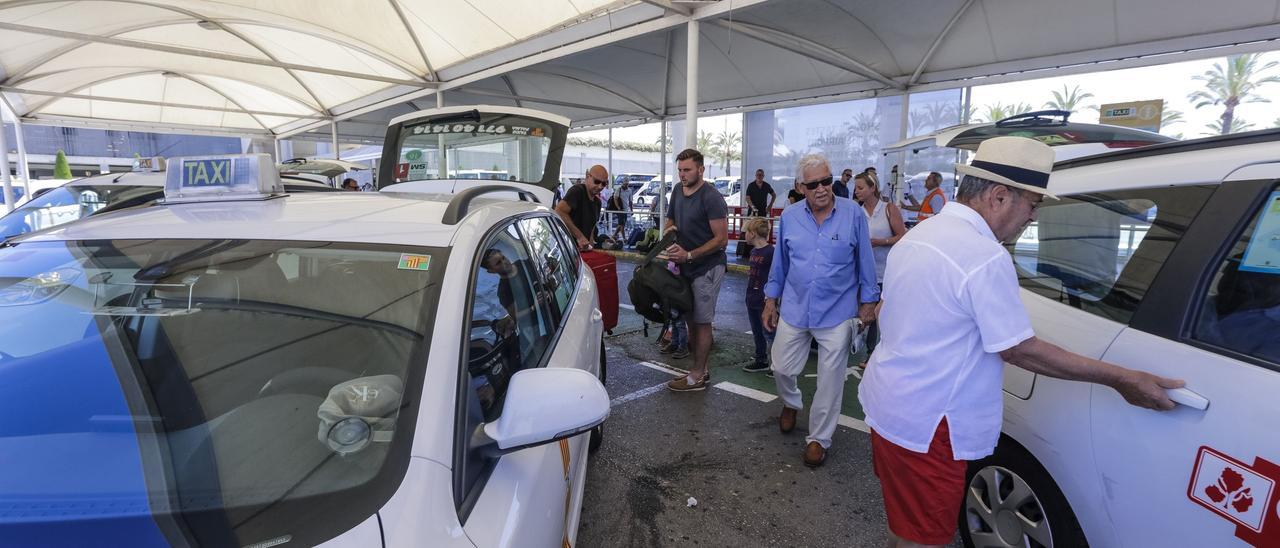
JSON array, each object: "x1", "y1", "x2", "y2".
[{"x1": 918, "y1": 187, "x2": 947, "y2": 220}]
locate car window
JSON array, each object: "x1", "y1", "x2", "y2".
[
  {"x1": 520, "y1": 217, "x2": 577, "y2": 321},
  {"x1": 0, "y1": 185, "x2": 161, "y2": 240},
  {"x1": 0, "y1": 239, "x2": 442, "y2": 547},
  {"x1": 1008, "y1": 185, "x2": 1213, "y2": 323},
  {"x1": 1191, "y1": 186, "x2": 1280, "y2": 367},
  {"x1": 459, "y1": 221, "x2": 561, "y2": 499}
]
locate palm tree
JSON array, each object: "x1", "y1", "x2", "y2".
[
  {"x1": 1160, "y1": 104, "x2": 1184, "y2": 128},
  {"x1": 1205, "y1": 117, "x2": 1254, "y2": 135},
  {"x1": 909, "y1": 102, "x2": 960, "y2": 135},
  {"x1": 696, "y1": 130, "x2": 716, "y2": 157},
  {"x1": 976, "y1": 102, "x2": 1035, "y2": 123},
  {"x1": 1188, "y1": 53, "x2": 1280, "y2": 135},
  {"x1": 653, "y1": 132, "x2": 673, "y2": 151},
  {"x1": 712, "y1": 130, "x2": 741, "y2": 176},
  {"x1": 1044, "y1": 84, "x2": 1095, "y2": 113}
]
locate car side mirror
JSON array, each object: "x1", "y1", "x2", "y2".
[{"x1": 483, "y1": 368, "x2": 608, "y2": 454}]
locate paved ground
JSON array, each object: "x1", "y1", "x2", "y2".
[{"x1": 579, "y1": 257, "x2": 962, "y2": 548}]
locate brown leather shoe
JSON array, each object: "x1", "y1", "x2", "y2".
[
  {"x1": 803, "y1": 441, "x2": 827, "y2": 468},
  {"x1": 778, "y1": 407, "x2": 797, "y2": 434}
]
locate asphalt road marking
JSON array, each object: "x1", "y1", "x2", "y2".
[
  {"x1": 838, "y1": 414, "x2": 871, "y2": 433},
  {"x1": 713, "y1": 381, "x2": 777, "y2": 403},
  {"x1": 619, "y1": 303, "x2": 635, "y2": 310},
  {"x1": 637, "y1": 360, "x2": 686, "y2": 376},
  {"x1": 611, "y1": 383, "x2": 668, "y2": 407}
]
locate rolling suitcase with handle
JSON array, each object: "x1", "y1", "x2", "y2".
[{"x1": 580, "y1": 250, "x2": 619, "y2": 333}]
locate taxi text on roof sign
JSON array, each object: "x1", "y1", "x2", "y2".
[
  {"x1": 183, "y1": 159, "x2": 232, "y2": 187},
  {"x1": 163, "y1": 153, "x2": 283, "y2": 203}
]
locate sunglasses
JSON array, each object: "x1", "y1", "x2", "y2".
[{"x1": 800, "y1": 176, "x2": 834, "y2": 190}]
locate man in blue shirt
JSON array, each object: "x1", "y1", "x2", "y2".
[{"x1": 762, "y1": 153, "x2": 879, "y2": 467}]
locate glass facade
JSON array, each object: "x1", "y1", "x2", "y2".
[{"x1": 5, "y1": 125, "x2": 240, "y2": 159}]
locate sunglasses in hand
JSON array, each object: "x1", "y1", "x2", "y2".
[{"x1": 801, "y1": 176, "x2": 834, "y2": 190}]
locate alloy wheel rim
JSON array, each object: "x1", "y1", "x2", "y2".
[{"x1": 964, "y1": 465, "x2": 1054, "y2": 548}]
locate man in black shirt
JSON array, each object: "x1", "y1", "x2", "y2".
[
  {"x1": 555, "y1": 165, "x2": 607, "y2": 250},
  {"x1": 745, "y1": 169, "x2": 776, "y2": 217},
  {"x1": 833, "y1": 168, "x2": 852, "y2": 199},
  {"x1": 662, "y1": 148, "x2": 728, "y2": 392}
]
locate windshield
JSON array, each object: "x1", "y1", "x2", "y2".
[
  {"x1": 391, "y1": 113, "x2": 554, "y2": 184},
  {"x1": 0, "y1": 185, "x2": 161, "y2": 240},
  {"x1": 0, "y1": 239, "x2": 442, "y2": 546}
]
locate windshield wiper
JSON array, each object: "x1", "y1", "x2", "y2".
[{"x1": 428, "y1": 109, "x2": 481, "y2": 125}]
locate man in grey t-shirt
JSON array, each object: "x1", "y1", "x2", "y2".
[{"x1": 662, "y1": 148, "x2": 728, "y2": 392}]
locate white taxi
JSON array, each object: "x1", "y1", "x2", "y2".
[
  {"x1": 959, "y1": 130, "x2": 1280, "y2": 548},
  {"x1": 0, "y1": 106, "x2": 609, "y2": 548}
]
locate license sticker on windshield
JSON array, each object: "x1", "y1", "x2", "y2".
[{"x1": 397, "y1": 254, "x2": 431, "y2": 271}]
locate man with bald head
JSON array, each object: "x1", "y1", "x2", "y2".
[{"x1": 556, "y1": 164, "x2": 608, "y2": 250}]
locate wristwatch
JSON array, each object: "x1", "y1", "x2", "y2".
[{"x1": 686, "y1": 249, "x2": 695, "y2": 262}]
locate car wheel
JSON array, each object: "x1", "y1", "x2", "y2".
[
  {"x1": 589, "y1": 342, "x2": 605, "y2": 454},
  {"x1": 959, "y1": 442, "x2": 1088, "y2": 548}
]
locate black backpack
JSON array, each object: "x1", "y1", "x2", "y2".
[{"x1": 627, "y1": 231, "x2": 694, "y2": 324}]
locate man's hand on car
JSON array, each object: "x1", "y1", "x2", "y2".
[{"x1": 1113, "y1": 369, "x2": 1183, "y2": 411}]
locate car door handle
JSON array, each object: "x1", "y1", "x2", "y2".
[
  {"x1": 591, "y1": 308, "x2": 603, "y2": 323},
  {"x1": 1167, "y1": 387, "x2": 1210, "y2": 411}
]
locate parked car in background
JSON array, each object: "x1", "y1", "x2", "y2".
[
  {"x1": 277, "y1": 158, "x2": 372, "y2": 188},
  {"x1": 0, "y1": 165, "x2": 335, "y2": 242}
]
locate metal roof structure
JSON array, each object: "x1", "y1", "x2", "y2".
[{"x1": 2, "y1": 0, "x2": 1280, "y2": 141}]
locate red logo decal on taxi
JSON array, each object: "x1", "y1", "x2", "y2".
[{"x1": 1188, "y1": 446, "x2": 1280, "y2": 546}]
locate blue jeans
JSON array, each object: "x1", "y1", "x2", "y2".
[
  {"x1": 746, "y1": 303, "x2": 774, "y2": 364},
  {"x1": 670, "y1": 316, "x2": 688, "y2": 349}
]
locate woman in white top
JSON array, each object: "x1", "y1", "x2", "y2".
[{"x1": 853, "y1": 172, "x2": 907, "y2": 368}]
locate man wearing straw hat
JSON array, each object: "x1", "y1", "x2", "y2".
[{"x1": 858, "y1": 136, "x2": 1185, "y2": 547}]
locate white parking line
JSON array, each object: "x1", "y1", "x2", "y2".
[
  {"x1": 712, "y1": 381, "x2": 778, "y2": 403},
  {"x1": 637, "y1": 360, "x2": 686, "y2": 376},
  {"x1": 610, "y1": 383, "x2": 668, "y2": 407},
  {"x1": 838, "y1": 415, "x2": 870, "y2": 433}
]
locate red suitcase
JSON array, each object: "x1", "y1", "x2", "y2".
[{"x1": 580, "y1": 250, "x2": 619, "y2": 332}]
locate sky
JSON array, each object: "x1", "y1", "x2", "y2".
[{"x1": 573, "y1": 49, "x2": 1280, "y2": 144}]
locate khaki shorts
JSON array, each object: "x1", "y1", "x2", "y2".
[{"x1": 689, "y1": 264, "x2": 726, "y2": 324}]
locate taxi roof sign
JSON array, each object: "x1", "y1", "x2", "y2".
[{"x1": 163, "y1": 153, "x2": 282, "y2": 203}]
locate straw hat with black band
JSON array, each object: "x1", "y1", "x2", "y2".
[{"x1": 954, "y1": 136, "x2": 1058, "y2": 200}]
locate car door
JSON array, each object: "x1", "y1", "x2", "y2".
[
  {"x1": 1002, "y1": 183, "x2": 1213, "y2": 543},
  {"x1": 519, "y1": 215, "x2": 600, "y2": 543},
  {"x1": 1092, "y1": 178, "x2": 1280, "y2": 547},
  {"x1": 457, "y1": 219, "x2": 571, "y2": 548}
]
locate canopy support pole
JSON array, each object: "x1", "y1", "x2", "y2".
[
  {"x1": 0, "y1": 113, "x2": 13, "y2": 212},
  {"x1": 659, "y1": 119, "x2": 667, "y2": 229},
  {"x1": 894, "y1": 92, "x2": 911, "y2": 204},
  {"x1": 274, "y1": 137, "x2": 282, "y2": 162},
  {"x1": 684, "y1": 19, "x2": 699, "y2": 154},
  {"x1": 607, "y1": 128, "x2": 614, "y2": 181},
  {"x1": 9, "y1": 106, "x2": 30, "y2": 198},
  {"x1": 330, "y1": 120, "x2": 339, "y2": 160},
  {"x1": 437, "y1": 92, "x2": 447, "y2": 179}
]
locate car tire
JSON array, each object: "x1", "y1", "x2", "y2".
[
  {"x1": 588, "y1": 342, "x2": 605, "y2": 454},
  {"x1": 959, "y1": 440, "x2": 1088, "y2": 548}
]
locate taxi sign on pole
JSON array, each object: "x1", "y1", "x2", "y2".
[
  {"x1": 1099, "y1": 99, "x2": 1164, "y2": 132},
  {"x1": 131, "y1": 156, "x2": 166, "y2": 173},
  {"x1": 163, "y1": 153, "x2": 282, "y2": 203}
]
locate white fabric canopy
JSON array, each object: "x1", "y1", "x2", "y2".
[
  {"x1": 0, "y1": 0, "x2": 621, "y2": 134},
  {"x1": 3, "y1": 0, "x2": 1278, "y2": 139}
]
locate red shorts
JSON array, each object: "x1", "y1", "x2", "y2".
[{"x1": 871, "y1": 419, "x2": 968, "y2": 545}]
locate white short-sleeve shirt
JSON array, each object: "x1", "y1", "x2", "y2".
[{"x1": 857, "y1": 202, "x2": 1034, "y2": 460}]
